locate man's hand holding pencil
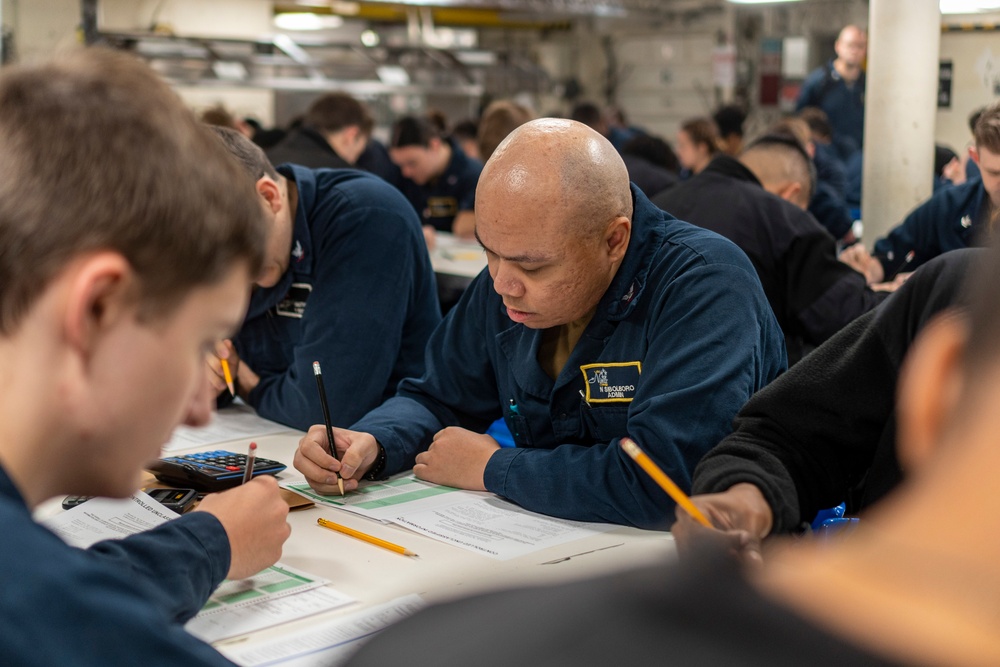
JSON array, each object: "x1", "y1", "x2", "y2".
[
  {"x1": 294, "y1": 424, "x2": 381, "y2": 495},
  {"x1": 206, "y1": 339, "x2": 241, "y2": 397},
  {"x1": 670, "y1": 483, "x2": 774, "y2": 566},
  {"x1": 619, "y1": 438, "x2": 773, "y2": 566}
]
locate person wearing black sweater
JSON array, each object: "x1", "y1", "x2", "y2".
[
  {"x1": 678, "y1": 248, "x2": 977, "y2": 548},
  {"x1": 653, "y1": 153, "x2": 885, "y2": 363}
]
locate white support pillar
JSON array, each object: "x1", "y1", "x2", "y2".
[{"x1": 861, "y1": 0, "x2": 941, "y2": 243}]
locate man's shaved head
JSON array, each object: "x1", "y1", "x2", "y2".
[
  {"x1": 473, "y1": 118, "x2": 634, "y2": 329},
  {"x1": 479, "y1": 118, "x2": 633, "y2": 238},
  {"x1": 740, "y1": 134, "x2": 816, "y2": 209}
]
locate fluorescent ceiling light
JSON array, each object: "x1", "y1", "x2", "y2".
[
  {"x1": 273, "y1": 13, "x2": 345, "y2": 31},
  {"x1": 376, "y1": 65, "x2": 410, "y2": 86},
  {"x1": 293, "y1": 1, "x2": 360, "y2": 13},
  {"x1": 941, "y1": 0, "x2": 1000, "y2": 12}
]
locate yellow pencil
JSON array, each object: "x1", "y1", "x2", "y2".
[
  {"x1": 317, "y1": 518, "x2": 418, "y2": 557},
  {"x1": 220, "y1": 357, "x2": 236, "y2": 397},
  {"x1": 619, "y1": 437, "x2": 713, "y2": 528}
]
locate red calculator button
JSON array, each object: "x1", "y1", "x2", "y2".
[{"x1": 225, "y1": 466, "x2": 240, "y2": 471}]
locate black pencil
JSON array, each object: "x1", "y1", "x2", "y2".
[{"x1": 312, "y1": 361, "x2": 344, "y2": 496}]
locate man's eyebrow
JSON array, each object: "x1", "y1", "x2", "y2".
[{"x1": 474, "y1": 229, "x2": 553, "y2": 264}]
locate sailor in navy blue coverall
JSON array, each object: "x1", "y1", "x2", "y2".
[
  {"x1": 842, "y1": 101, "x2": 1000, "y2": 286},
  {"x1": 872, "y1": 178, "x2": 991, "y2": 278},
  {"x1": 795, "y1": 26, "x2": 867, "y2": 161},
  {"x1": 388, "y1": 116, "x2": 483, "y2": 238},
  {"x1": 294, "y1": 119, "x2": 786, "y2": 529},
  {"x1": 0, "y1": 53, "x2": 290, "y2": 666},
  {"x1": 211, "y1": 140, "x2": 441, "y2": 432},
  {"x1": 394, "y1": 136, "x2": 482, "y2": 234}
]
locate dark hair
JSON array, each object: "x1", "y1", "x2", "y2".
[
  {"x1": 570, "y1": 102, "x2": 603, "y2": 129},
  {"x1": 451, "y1": 119, "x2": 479, "y2": 142},
  {"x1": 969, "y1": 106, "x2": 985, "y2": 135},
  {"x1": 426, "y1": 109, "x2": 448, "y2": 134},
  {"x1": 478, "y1": 100, "x2": 534, "y2": 161},
  {"x1": 712, "y1": 105, "x2": 747, "y2": 139},
  {"x1": 0, "y1": 48, "x2": 267, "y2": 334},
  {"x1": 798, "y1": 107, "x2": 834, "y2": 142},
  {"x1": 208, "y1": 125, "x2": 279, "y2": 181},
  {"x1": 935, "y1": 144, "x2": 959, "y2": 178},
  {"x1": 304, "y1": 92, "x2": 373, "y2": 136},
  {"x1": 743, "y1": 131, "x2": 817, "y2": 202},
  {"x1": 680, "y1": 117, "x2": 721, "y2": 154},
  {"x1": 390, "y1": 116, "x2": 439, "y2": 149},
  {"x1": 200, "y1": 104, "x2": 239, "y2": 130},
  {"x1": 973, "y1": 100, "x2": 1000, "y2": 154},
  {"x1": 621, "y1": 134, "x2": 680, "y2": 173}
]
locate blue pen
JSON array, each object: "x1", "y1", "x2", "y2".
[{"x1": 508, "y1": 399, "x2": 521, "y2": 441}]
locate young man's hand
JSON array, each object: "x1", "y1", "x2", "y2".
[
  {"x1": 195, "y1": 476, "x2": 290, "y2": 580},
  {"x1": 206, "y1": 339, "x2": 240, "y2": 396},
  {"x1": 839, "y1": 244, "x2": 885, "y2": 285}
]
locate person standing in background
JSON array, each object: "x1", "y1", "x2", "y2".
[{"x1": 796, "y1": 25, "x2": 867, "y2": 162}]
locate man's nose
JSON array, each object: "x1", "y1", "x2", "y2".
[{"x1": 492, "y1": 262, "x2": 525, "y2": 298}]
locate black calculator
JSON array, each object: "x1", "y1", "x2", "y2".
[{"x1": 146, "y1": 450, "x2": 286, "y2": 492}]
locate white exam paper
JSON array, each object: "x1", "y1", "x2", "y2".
[
  {"x1": 286, "y1": 473, "x2": 613, "y2": 560},
  {"x1": 391, "y1": 495, "x2": 613, "y2": 560},
  {"x1": 219, "y1": 594, "x2": 425, "y2": 667},
  {"x1": 43, "y1": 491, "x2": 177, "y2": 548},
  {"x1": 164, "y1": 402, "x2": 292, "y2": 451},
  {"x1": 187, "y1": 563, "x2": 353, "y2": 643}
]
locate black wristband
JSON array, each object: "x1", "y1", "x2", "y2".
[{"x1": 364, "y1": 443, "x2": 387, "y2": 481}]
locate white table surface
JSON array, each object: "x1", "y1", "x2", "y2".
[
  {"x1": 41, "y1": 428, "x2": 677, "y2": 653},
  {"x1": 248, "y1": 432, "x2": 675, "y2": 602},
  {"x1": 429, "y1": 232, "x2": 488, "y2": 280}
]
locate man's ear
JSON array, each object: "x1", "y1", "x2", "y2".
[
  {"x1": 969, "y1": 145, "x2": 981, "y2": 168},
  {"x1": 896, "y1": 311, "x2": 969, "y2": 473},
  {"x1": 63, "y1": 252, "x2": 134, "y2": 356},
  {"x1": 604, "y1": 216, "x2": 632, "y2": 263},
  {"x1": 255, "y1": 176, "x2": 282, "y2": 216},
  {"x1": 777, "y1": 181, "x2": 803, "y2": 207}
]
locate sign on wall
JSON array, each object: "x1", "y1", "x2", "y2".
[{"x1": 939, "y1": 60, "x2": 953, "y2": 108}]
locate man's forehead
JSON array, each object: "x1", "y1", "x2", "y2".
[
  {"x1": 492, "y1": 163, "x2": 532, "y2": 191},
  {"x1": 475, "y1": 216, "x2": 562, "y2": 264},
  {"x1": 978, "y1": 145, "x2": 1000, "y2": 162},
  {"x1": 838, "y1": 28, "x2": 866, "y2": 45}
]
